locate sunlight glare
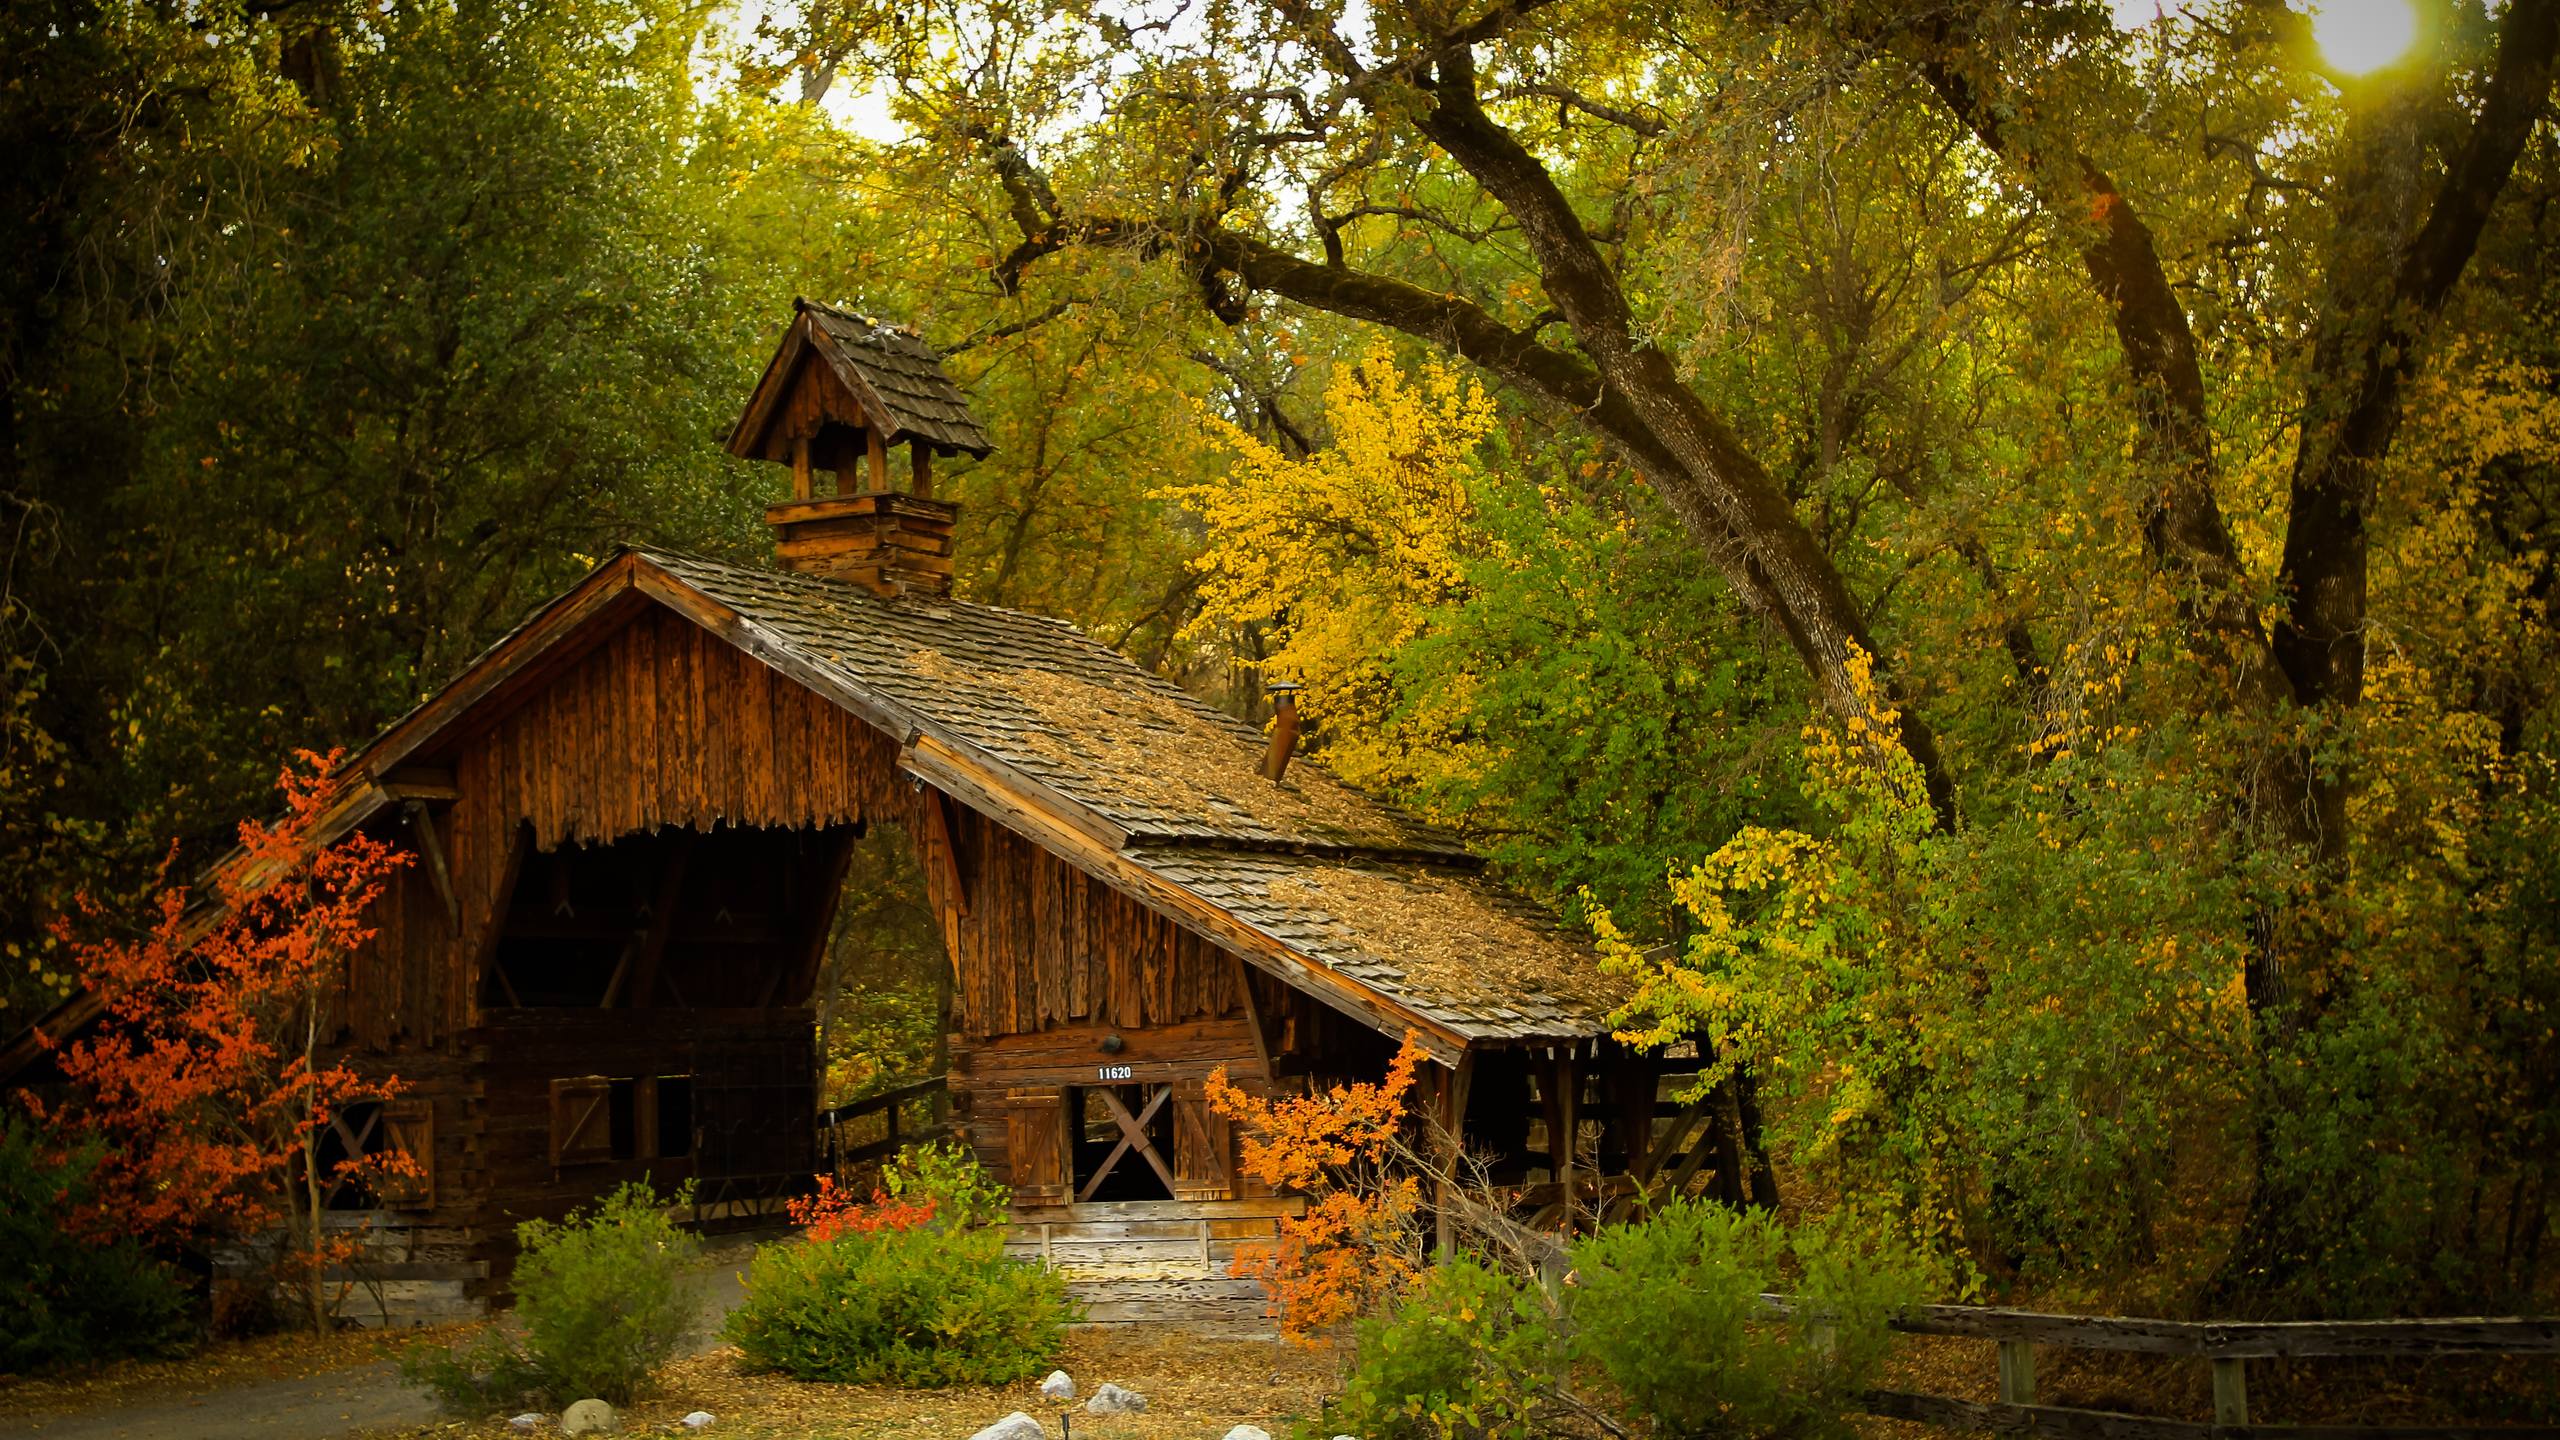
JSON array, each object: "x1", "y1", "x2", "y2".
[{"x1": 2311, "y1": 0, "x2": 2421, "y2": 75}]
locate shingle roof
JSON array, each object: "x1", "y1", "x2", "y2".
[
  {"x1": 281, "y1": 544, "x2": 1613, "y2": 1049},
  {"x1": 635, "y1": 549, "x2": 1618, "y2": 1044},
  {"x1": 1130, "y1": 847, "x2": 1626, "y2": 1043},
  {"x1": 646, "y1": 548, "x2": 1469, "y2": 859},
  {"x1": 797, "y1": 301, "x2": 995, "y2": 457}
]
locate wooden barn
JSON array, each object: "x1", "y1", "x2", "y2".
[{"x1": 5, "y1": 301, "x2": 1755, "y2": 1327}]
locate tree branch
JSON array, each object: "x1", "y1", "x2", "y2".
[
  {"x1": 1497, "y1": 80, "x2": 1669, "y2": 137},
  {"x1": 2273, "y1": 0, "x2": 2560, "y2": 718},
  {"x1": 1413, "y1": 43, "x2": 1960, "y2": 824},
  {"x1": 1910, "y1": 44, "x2": 2293, "y2": 721}
]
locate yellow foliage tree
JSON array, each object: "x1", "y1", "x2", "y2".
[{"x1": 1162, "y1": 343, "x2": 1498, "y2": 799}]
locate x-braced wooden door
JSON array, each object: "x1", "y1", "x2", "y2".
[{"x1": 1077, "y1": 1083, "x2": 1177, "y2": 1203}]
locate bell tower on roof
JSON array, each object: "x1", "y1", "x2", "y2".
[{"x1": 725, "y1": 299, "x2": 993, "y2": 598}]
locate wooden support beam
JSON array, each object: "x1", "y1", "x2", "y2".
[
  {"x1": 620, "y1": 834, "x2": 690, "y2": 1010},
  {"x1": 777, "y1": 823, "x2": 864, "y2": 1008},
  {"x1": 471, "y1": 824, "x2": 530, "y2": 1015},
  {"x1": 1234, "y1": 958, "x2": 1276, "y2": 1084},
  {"x1": 911, "y1": 443, "x2": 934, "y2": 499},
  {"x1": 383, "y1": 767, "x2": 459, "y2": 802},
  {"x1": 1444, "y1": 1051, "x2": 1475, "y2": 1146},
  {"x1": 791, "y1": 435, "x2": 813, "y2": 500},
  {"x1": 1543, "y1": 1046, "x2": 1579, "y2": 1231},
  {"x1": 866, "y1": 426, "x2": 889, "y2": 493},
  {"x1": 403, "y1": 800, "x2": 462, "y2": 935},
  {"x1": 926, "y1": 790, "x2": 972, "y2": 916},
  {"x1": 635, "y1": 1075, "x2": 662, "y2": 1162},
  {"x1": 1662, "y1": 1087, "x2": 1725, "y2": 1197},
  {"x1": 2210, "y1": 1357, "x2": 2248, "y2": 1426},
  {"x1": 1638, "y1": 1095, "x2": 1711, "y2": 1182},
  {"x1": 1436, "y1": 1052, "x2": 1475, "y2": 1259}
]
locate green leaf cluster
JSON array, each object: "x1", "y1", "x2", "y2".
[
  {"x1": 0, "y1": 1119, "x2": 195, "y2": 1373},
  {"x1": 723, "y1": 1224, "x2": 1075, "y2": 1387},
  {"x1": 1305, "y1": 1204, "x2": 1935, "y2": 1440},
  {"x1": 403, "y1": 1180, "x2": 701, "y2": 1410}
]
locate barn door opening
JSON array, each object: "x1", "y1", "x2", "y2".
[
  {"x1": 1073, "y1": 1083, "x2": 1177, "y2": 1203},
  {"x1": 481, "y1": 823, "x2": 860, "y2": 1011},
  {"x1": 811, "y1": 822, "x2": 955, "y2": 1131}
]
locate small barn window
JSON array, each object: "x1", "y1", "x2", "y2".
[
  {"x1": 551, "y1": 1077, "x2": 615, "y2": 1165},
  {"x1": 551, "y1": 1074, "x2": 693, "y2": 1165},
  {"x1": 312, "y1": 1099, "x2": 435, "y2": 1212}
]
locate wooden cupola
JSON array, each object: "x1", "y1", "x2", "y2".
[{"x1": 726, "y1": 299, "x2": 994, "y2": 598}]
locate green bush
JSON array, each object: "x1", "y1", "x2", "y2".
[
  {"x1": 1564, "y1": 1200, "x2": 1934, "y2": 1440},
  {"x1": 403, "y1": 1181, "x2": 700, "y2": 1410},
  {"x1": 881, "y1": 1140, "x2": 1010, "y2": 1227},
  {"x1": 724, "y1": 1148, "x2": 1073, "y2": 1387},
  {"x1": 1303, "y1": 1256, "x2": 1557, "y2": 1440},
  {"x1": 0, "y1": 1119, "x2": 194, "y2": 1373}
]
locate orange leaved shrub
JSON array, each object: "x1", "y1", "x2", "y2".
[{"x1": 1206, "y1": 1033, "x2": 1429, "y2": 1340}]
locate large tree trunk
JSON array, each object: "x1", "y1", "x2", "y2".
[{"x1": 1902, "y1": 0, "x2": 2560, "y2": 1307}]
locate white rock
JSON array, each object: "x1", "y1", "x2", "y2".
[
  {"x1": 508, "y1": 1418, "x2": 543, "y2": 1434},
  {"x1": 969, "y1": 1411, "x2": 1047, "y2": 1440},
  {"x1": 681, "y1": 1414, "x2": 717, "y2": 1430},
  {"x1": 561, "y1": 1398, "x2": 616, "y2": 1436},
  {"x1": 1223, "y1": 1428, "x2": 1273, "y2": 1440},
  {"x1": 1039, "y1": 1369, "x2": 1076, "y2": 1402},
  {"x1": 1084, "y1": 1383, "x2": 1147, "y2": 1415}
]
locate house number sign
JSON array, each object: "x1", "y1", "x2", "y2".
[{"x1": 1096, "y1": 1064, "x2": 1134, "y2": 1081}]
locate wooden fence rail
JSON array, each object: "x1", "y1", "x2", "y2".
[
  {"x1": 818, "y1": 1075, "x2": 949, "y2": 1173},
  {"x1": 1772, "y1": 1296, "x2": 2560, "y2": 1439}
]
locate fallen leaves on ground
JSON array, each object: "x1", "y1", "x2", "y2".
[{"x1": 359, "y1": 1327, "x2": 1342, "y2": 1440}]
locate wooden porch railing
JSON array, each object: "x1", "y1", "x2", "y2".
[
  {"x1": 1785, "y1": 1297, "x2": 2560, "y2": 1438},
  {"x1": 818, "y1": 1075, "x2": 949, "y2": 1174}
]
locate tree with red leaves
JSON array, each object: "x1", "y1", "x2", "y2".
[
  {"x1": 34, "y1": 750, "x2": 414, "y2": 1330},
  {"x1": 1207, "y1": 1034, "x2": 1429, "y2": 1341}
]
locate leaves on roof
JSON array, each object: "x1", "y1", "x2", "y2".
[
  {"x1": 904, "y1": 648, "x2": 1437, "y2": 853},
  {"x1": 1264, "y1": 864, "x2": 1627, "y2": 1016}
]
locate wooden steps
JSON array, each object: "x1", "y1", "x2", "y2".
[{"x1": 1006, "y1": 1198, "x2": 1294, "y2": 1332}]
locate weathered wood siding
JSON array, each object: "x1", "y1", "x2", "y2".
[
  {"x1": 326, "y1": 595, "x2": 1294, "y2": 1234},
  {"x1": 341, "y1": 607, "x2": 908, "y2": 1049},
  {"x1": 941, "y1": 819, "x2": 1244, "y2": 1038},
  {"x1": 337, "y1": 844, "x2": 464, "y2": 1051},
  {"x1": 344, "y1": 603, "x2": 1252, "y2": 1051},
  {"x1": 473, "y1": 1007, "x2": 815, "y2": 1237}
]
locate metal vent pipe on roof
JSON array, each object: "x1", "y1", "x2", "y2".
[{"x1": 1262, "y1": 682, "x2": 1302, "y2": 783}]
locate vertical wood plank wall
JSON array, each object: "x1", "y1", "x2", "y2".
[{"x1": 333, "y1": 598, "x2": 1270, "y2": 1218}]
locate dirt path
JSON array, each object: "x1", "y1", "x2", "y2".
[
  {"x1": 0, "y1": 1360, "x2": 441, "y2": 1440},
  {"x1": 0, "y1": 1238, "x2": 762, "y2": 1440}
]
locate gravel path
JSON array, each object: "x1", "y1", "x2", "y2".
[{"x1": 0, "y1": 1236, "x2": 762, "y2": 1440}]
